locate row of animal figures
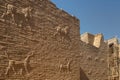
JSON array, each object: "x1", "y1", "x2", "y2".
[
  {"x1": 0, "y1": 3, "x2": 71, "y2": 41},
  {"x1": 1, "y1": 51, "x2": 72, "y2": 76},
  {"x1": 1, "y1": 3, "x2": 33, "y2": 28}
]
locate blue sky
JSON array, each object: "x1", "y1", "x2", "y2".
[{"x1": 51, "y1": 0, "x2": 120, "y2": 40}]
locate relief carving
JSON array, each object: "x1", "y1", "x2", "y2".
[
  {"x1": 54, "y1": 25, "x2": 71, "y2": 42},
  {"x1": 1, "y1": 3, "x2": 16, "y2": 22},
  {"x1": 1, "y1": 3, "x2": 33, "y2": 30},
  {"x1": 4, "y1": 51, "x2": 34, "y2": 75},
  {"x1": 59, "y1": 60, "x2": 72, "y2": 72}
]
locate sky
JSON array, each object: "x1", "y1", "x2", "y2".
[{"x1": 51, "y1": 0, "x2": 120, "y2": 40}]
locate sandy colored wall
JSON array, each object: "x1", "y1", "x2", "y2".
[{"x1": 0, "y1": 0, "x2": 81, "y2": 80}]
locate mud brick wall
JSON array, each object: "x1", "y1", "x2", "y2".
[
  {"x1": 81, "y1": 33, "x2": 94, "y2": 45},
  {"x1": 79, "y1": 40, "x2": 108, "y2": 80},
  {"x1": 0, "y1": 0, "x2": 81, "y2": 80},
  {"x1": 0, "y1": 0, "x2": 109, "y2": 80},
  {"x1": 93, "y1": 34, "x2": 104, "y2": 48}
]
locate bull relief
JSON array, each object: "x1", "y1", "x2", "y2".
[
  {"x1": 59, "y1": 59, "x2": 72, "y2": 72},
  {"x1": 1, "y1": 3, "x2": 34, "y2": 31},
  {"x1": 54, "y1": 25, "x2": 71, "y2": 42},
  {"x1": 0, "y1": 0, "x2": 80, "y2": 79},
  {"x1": 5, "y1": 51, "x2": 34, "y2": 76}
]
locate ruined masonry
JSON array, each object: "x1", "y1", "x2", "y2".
[{"x1": 0, "y1": 0, "x2": 119, "y2": 80}]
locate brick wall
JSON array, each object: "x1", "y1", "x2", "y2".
[
  {"x1": 79, "y1": 40, "x2": 108, "y2": 80},
  {"x1": 0, "y1": 0, "x2": 81, "y2": 80},
  {"x1": 0, "y1": 0, "x2": 109, "y2": 80}
]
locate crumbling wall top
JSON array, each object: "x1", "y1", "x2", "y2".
[
  {"x1": 93, "y1": 33, "x2": 104, "y2": 48},
  {"x1": 81, "y1": 32, "x2": 104, "y2": 48},
  {"x1": 81, "y1": 32, "x2": 94, "y2": 45},
  {"x1": 107, "y1": 37, "x2": 119, "y2": 45}
]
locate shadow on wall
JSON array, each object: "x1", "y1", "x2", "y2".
[{"x1": 80, "y1": 67, "x2": 89, "y2": 80}]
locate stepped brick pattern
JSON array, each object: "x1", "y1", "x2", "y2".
[{"x1": 0, "y1": 0, "x2": 119, "y2": 80}]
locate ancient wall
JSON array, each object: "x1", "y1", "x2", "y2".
[
  {"x1": 106, "y1": 38, "x2": 119, "y2": 80},
  {"x1": 93, "y1": 33, "x2": 104, "y2": 48},
  {"x1": 81, "y1": 33, "x2": 104, "y2": 48},
  {"x1": 80, "y1": 67, "x2": 89, "y2": 80},
  {"x1": 0, "y1": 0, "x2": 112, "y2": 80},
  {"x1": 81, "y1": 32, "x2": 94, "y2": 45},
  {"x1": 119, "y1": 44, "x2": 120, "y2": 80},
  {"x1": 119, "y1": 44, "x2": 120, "y2": 58},
  {"x1": 79, "y1": 40, "x2": 108, "y2": 80},
  {"x1": 0, "y1": 0, "x2": 81, "y2": 80},
  {"x1": 107, "y1": 38, "x2": 119, "y2": 45}
]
